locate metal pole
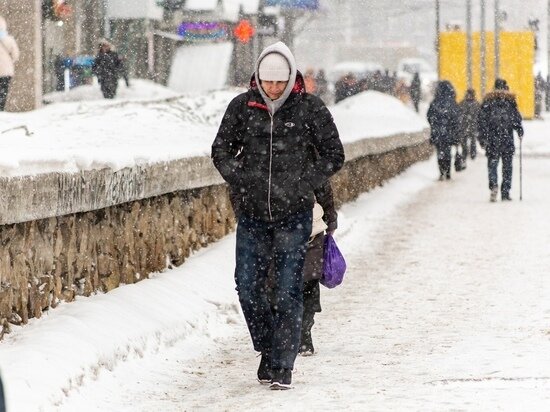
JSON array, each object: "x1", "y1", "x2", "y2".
[
  {"x1": 466, "y1": 0, "x2": 473, "y2": 89},
  {"x1": 481, "y1": 0, "x2": 487, "y2": 96},
  {"x1": 495, "y1": 0, "x2": 501, "y2": 79},
  {"x1": 436, "y1": 0, "x2": 440, "y2": 79},
  {"x1": 547, "y1": 0, "x2": 550, "y2": 110}
]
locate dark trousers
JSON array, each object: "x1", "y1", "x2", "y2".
[
  {"x1": 99, "y1": 78, "x2": 118, "y2": 99},
  {"x1": 301, "y1": 279, "x2": 320, "y2": 344},
  {"x1": 436, "y1": 144, "x2": 452, "y2": 177},
  {"x1": 235, "y1": 210, "x2": 312, "y2": 370},
  {"x1": 488, "y1": 153, "x2": 513, "y2": 195},
  {"x1": 0, "y1": 76, "x2": 12, "y2": 111}
]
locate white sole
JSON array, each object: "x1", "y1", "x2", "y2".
[{"x1": 270, "y1": 382, "x2": 293, "y2": 390}]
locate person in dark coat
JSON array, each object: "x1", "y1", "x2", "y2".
[
  {"x1": 92, "y1": 39, "x2": 122, "y2": 99},
  {"x1": 427, "y1": 80, "x2": 460, "y2": 180},
  {"x1": 458, "y1": 88, "x2": 481, "y2": 163},
  {"x1": 535, "y1": 72, "x2": 544, "y2": 119},
  {"x1": 212, "y1": 41, "x2": 344, "y2": 390},
  {"x1": 315, "y1": 69, "x2": 328, "y2": 103},
  {"x1": 409, "y1": 72, "x2": 422, "y2": 112},
  {"x1": 478, "y1": 78, "x2": 523, "y2": 202},
  {"x1": 298, "y1": 180, "x2": 337, "y2": 356},
  {"x1": 334, "y1": 72, "x2": 358, "y2": 103}
]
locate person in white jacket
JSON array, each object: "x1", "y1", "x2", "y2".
[{"x1": 0, "y1": 16, "x2": 19, "y2": 111}]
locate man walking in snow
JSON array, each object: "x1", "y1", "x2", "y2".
[
  {"x1": 478, "y1": 78, "x2": 523, "y2": 202},
  {"x1": 212, "y1": 41, "x2": 344, "y2": 390}
]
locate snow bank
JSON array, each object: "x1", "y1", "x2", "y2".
[
  {"x1": 43, "y1": 79, "x2": 180, "y2": 104},
  {"x1": 330, "y1": 91, "x2": 428, "y2": 142},
  {"x1": 0, "y1": 88, "x2": 427, "y2": 178},
  {"x1": 0, "y1": 88, "x2": 241, "y2": 177}
]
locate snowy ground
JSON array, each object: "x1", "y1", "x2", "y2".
[{"x1": 0, "y1": 115, "x2": 549, "y2": 411}]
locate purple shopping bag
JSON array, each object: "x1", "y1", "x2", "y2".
[{"x1": 320, "y1": 234, "x2": 346, "y2": 288}]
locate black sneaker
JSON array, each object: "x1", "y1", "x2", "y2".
[
  {"x1": 502, "y1": 194, "x2": 513, "y2": 201},
  {"x1": 299, "y1": 334, "x2": 315, "y2": 356},
  {"x1": 270, "y1": 368, "x2": 292, "y2": 390},
  {"x1": 257, "y1": 353, "x2": 272, "y2": 384}
]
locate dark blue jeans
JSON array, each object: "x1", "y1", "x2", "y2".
[
  {"x1": 436, "y1": 144, "x2": 452, "y2": 177},
  {"x1": 488, "y1": 153, "x2": 513, "y2": 196},
  {"x1": 235, "y1": 210, "x2": 312, "y2": 370}
]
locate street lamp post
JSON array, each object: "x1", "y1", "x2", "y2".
[
  {"x1": 480, "y1": 0, "x2": 487, "y2": 96},
  {"x1": 436, "y1": 0, "x2": 440, "y2": 79},
  {"x1": 466, "y1": 0, "x2": 473, "y2": 89},
  {"x1": 495, "y1": 0, "x2": 501, "y2": 79}
]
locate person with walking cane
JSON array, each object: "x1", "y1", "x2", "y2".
[{"x1": 478, "y1": 78, "x2": 524, "y2": 202}]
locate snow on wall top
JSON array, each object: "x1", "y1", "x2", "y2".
[{"x1": 0, "y1": 82, "x2": 427, "y2": 179}]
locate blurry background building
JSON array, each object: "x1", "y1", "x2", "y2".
[{"x1": 0, "y1": 0, "x2": 548, "y2": 111}]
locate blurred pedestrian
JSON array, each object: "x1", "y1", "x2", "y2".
[
  {"x1": 334, "y1": 72, "x2": 358, "y2": 103},
  {"x1": 458, "y1": 88, "x2": 480, "y2": 162},
  {"x1": 427, "y1": 81, "x2": 460, "y2": 180},
  {"x1": 92, "y1": 39, "x2": 122, "y2": 99},
  {"x1": 297, "y1": 181, "x2": 337, "y2": 356},
  {"x1": 535, "y1": 72, "x2": 544, "y2": 119},
  {"x1": 546, "y1": 75, "x2": 550, "y2": 112},
  {"x1": 478, "y1": 78, "x2": 523, "y2": 202},
  {"x1": 409, "y1": 72, "x2": 421, "y2": 112},
  {"x1": 0, "y1": 16, "x2": 20, "y2": 111},
  {"x1": 303, "y1": 68, "x2": 317, "y2": 94},
  {"x1": 315, "y1": 69, "x2": 328, "y2": 102},
  {"x1": 212, "y1": 41, "x2": 344, "y2": 390}
]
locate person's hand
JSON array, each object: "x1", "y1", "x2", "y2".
[{"x1": 518, "y1": 128, "x2": 524, "y2": 139}]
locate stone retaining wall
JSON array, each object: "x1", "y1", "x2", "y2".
[{"x1": 0, "y1": 130, "x2": 431, "y2": 339}]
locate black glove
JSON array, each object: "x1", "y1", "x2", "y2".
[{"x1": 517, "y1": 127, "x2": 524, "y2": 138}]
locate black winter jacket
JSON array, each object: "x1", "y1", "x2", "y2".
[
  {"x1": 92, "y1": 51, "x2": 122, "y2": 84},
  {"x1": 212, "y1": 74, "x2": 345, "y2": 222},
  {"x1": 478, "y1": 90, "x2": 523, "y2": 156},
  {"x1": 427, "y1": 87, "x2": 460, "y2": 148}
]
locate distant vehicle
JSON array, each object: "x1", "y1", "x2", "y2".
[
  {"x1": 396, "y1": 57, "x2": 437, "y2": 97},
  {"x1": 327, "y1": 60, "x2": 385, "y2": 83}
]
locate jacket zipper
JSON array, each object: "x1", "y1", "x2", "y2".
[{"x1": 267, "y1": 113, "x2": 274, "y2": 221}]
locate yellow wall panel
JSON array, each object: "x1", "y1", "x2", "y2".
[{"x1": 439, "y1": 31, "x2": 534, "y2": 119}]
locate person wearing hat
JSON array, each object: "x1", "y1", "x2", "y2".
[
  {"x1": 0, "y1": 16, "x2": 19, "y2": 111},
  {"x1": 478, "y1": 78, "x2": 524, "y2": 202},
  {"x1": 212, "y1": 41, "x2": 344, "y2": 389},
  {"x1": 92, "y1": 39, "x2": 123, "y2": 99}
]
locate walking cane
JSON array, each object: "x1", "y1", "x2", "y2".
[{"x1": 519, "y1": 136, "x2": 523, "y2": 201}]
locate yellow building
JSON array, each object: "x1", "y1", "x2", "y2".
[{"x1": 439, "y1": 31, "x2": 535, "y2": 119}]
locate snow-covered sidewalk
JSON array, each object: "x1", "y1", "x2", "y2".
[{"x1": 56, "y1": 149, "x2": 550, "y2": 412}]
